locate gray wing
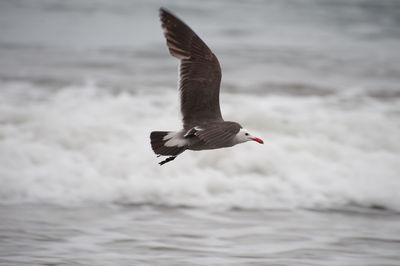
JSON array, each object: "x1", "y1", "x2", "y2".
[
  {"x1": 195, "y1": 122, "x2": 241, "y2": 148},
  {"x1": 159, "y1": 8, "x2": 223, "y2": 129}
]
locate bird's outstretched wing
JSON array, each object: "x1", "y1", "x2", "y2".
[{"x1": 159, "y1": 8, "x2": 223, "y2": 129}]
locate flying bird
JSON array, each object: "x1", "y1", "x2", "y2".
[{"x1": 151, "y1": 8, "x2": 263, "y2": 165}]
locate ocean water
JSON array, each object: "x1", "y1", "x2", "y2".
[{"x1": 1, "y1": 0, "x2": 400, "y2": 265}]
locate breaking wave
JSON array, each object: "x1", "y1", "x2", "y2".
[{"x1": 1, "y1": 81, "x2": 400, "y2": 211}]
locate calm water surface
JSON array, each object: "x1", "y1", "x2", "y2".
[{"x1": 1, "y1": 205, "x2": 400, "y2": 266}]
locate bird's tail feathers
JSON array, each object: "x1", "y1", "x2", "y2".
[{"x1": 150, "y1": 131, "x2": 186, "y2": 157}]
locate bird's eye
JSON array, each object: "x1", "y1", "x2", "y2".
[{"x1": 245, "y1": 133, "x2": 249, "y2": 136}]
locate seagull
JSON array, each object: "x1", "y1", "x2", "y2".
[{"x1": 151, "y1": 8, "x2": 263, "y2": 165}]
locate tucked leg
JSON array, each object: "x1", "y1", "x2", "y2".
[{"x1": 159, "y1": 156, "x2": 177, "y2": 165}]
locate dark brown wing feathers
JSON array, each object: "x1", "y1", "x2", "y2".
[{"x1": 159, "y1": 8, "x2": 223, "y2": 129}]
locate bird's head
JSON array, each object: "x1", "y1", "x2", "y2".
[{"x1": 235, "y1": 128, "x2": 264, "y2": 144}]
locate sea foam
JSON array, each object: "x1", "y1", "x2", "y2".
[{"x1": 0, "y1": 82, "x2": 399, "y2": 211}]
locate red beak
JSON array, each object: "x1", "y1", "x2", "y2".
[{"x1": 251, "y1": 137, "x2": 264, "y2": 144}]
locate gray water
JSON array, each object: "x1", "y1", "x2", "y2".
[
  {"x1": 1, "y1": 205, "x2": 400, "y2": 266},
  {"x1": 1, "y1": 0, "x2": 400, "y2": 265}
]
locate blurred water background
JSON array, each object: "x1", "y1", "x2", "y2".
[{"x1": 1, "y1": 0, "x2": 400, "y2": 265}]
